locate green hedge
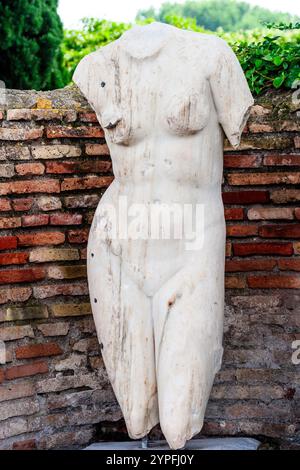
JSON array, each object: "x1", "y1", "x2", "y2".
[
  {"x1": 62, "y1": 17, "x2": 300, "y2": 95},
  {"x1": 0, "y1": 0, "x2": 66, "y2": 90}
]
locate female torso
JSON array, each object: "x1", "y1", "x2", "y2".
[
  {"x1": 73, "y1": 22, "x2": 253, "y2": 449},
  {"x1": 90, "y1": 29, "x2": 226, "y2": 296}
]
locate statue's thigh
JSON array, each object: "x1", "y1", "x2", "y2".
[
  {"x1": 87, "y1": 240, "x2": 158, "y2": 437},
  {"x1": 152, "y1": 266, "x2": 224, "y2": 448}
]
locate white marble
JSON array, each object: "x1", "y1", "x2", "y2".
[{"x1": 73, "y1": 22, "x2": 253, "y2": 450}]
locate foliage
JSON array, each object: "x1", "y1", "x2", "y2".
[
  {"x1": 1, "y1": 0, "x2": 299, "y2": 95},
  {"x1": 62, "y1": 18, "x2": 130, "y2": 80},
  {"x1": 263, "y1": 22, "x2": 300, "y2": 31},
  {"x1": 231, "y1": 23, "x2": 300, "y2": 94},
  {"x1": 62, "y1": 16, "x2": 300, "y2": 96},
  {"x1": 0, "y1": 0, "x2": 66, "y2": 90},
  {"x1": 162, "y1": 14, "x2": 205, "y2": 31},
  {"x1": 136, "y1": 0, "x2": 299, "y2": 32}
]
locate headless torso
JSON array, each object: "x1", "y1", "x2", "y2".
[{"x1": 74, "y1": 22, "x2": 253, "y2": 449}]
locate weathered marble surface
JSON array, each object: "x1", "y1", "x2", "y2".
[{"x1": 73, "y1": 22, "x2": 253, "y2": 449}]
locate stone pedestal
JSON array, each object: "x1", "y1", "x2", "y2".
[{"x1": 85, "y1": 437, "x2": 260, "y2": 451}]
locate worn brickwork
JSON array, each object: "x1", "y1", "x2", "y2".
[{"x1": 0, "y1": 87, "x2": 299, "y2": 449}]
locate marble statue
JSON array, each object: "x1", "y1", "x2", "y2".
[{"x1": 73, "y1": 21, "x2": 254, "y2": 449}]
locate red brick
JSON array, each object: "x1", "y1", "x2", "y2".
[
  {"x1": 61, "y1": 176, "x2": 113, "y2": 191},
  {"x1": 85, "y1": 211, "x2": 94, "y2": 224},
  {"x1": 247, "y1": 207, "x2": 294, "y2": 220},
  {"x1": 7, "y1": 108, "x2": 76, "y2": 122},
  {"x1": 0, "y1": 325, "x2": 34, "y2": 341},
  {"x1": 278, "y1": 120, "x2": 300, "y2": 131},
  {"x1": 4, "y1": 361, "x2": 48, "y2": 380},
  {"x1": 248, "y1": 275, "x2": 300, "y2": 289},
  {"x1": 85, "y1": 143, "x2": 110, "y2": 155},
  {"x1": 248, "y1": 122, "x2": 274, "y2": 133},
  {"x1": 37, "y1": 322, "x2": 70, "y2": 336},
  {"x1": 295, "y1": 208, "x2": 300, "y2": 220},
  {"x1": 47, "y1": 265, "x2": 86, "y2": 279},
  {"x1": 228, "y1": 172, "x2": 300, "y2": 186},
  {"x1": 225, "y1": 276, "x2": 246, "y2": 288},
  {"x1": 202, "y1": 421, "x2": 239, "y2": 436},
  {"x1": 64, "y1": 194, "x2": 99, "y2": 209},
  {"x1": 233, "y1": 242, "x2": 293, "y2": 256},
  {"x1": 4, "y1": 179, "x2": 60, "y2": 195},
  {"x1": 67, "y1": 228, "x2": 89, "y2": 244},
  {"x1": 17, "y1": 232, "x2": 65, "y2": 246},
  {"x1": 0, "y1": 127, "x2": 43, "y2": 141},
  {"x1": 224, "y1": 208, "x2": 244, "y2": 220},
  {"x1": 15, "y1": 162, "x2": 45, "y2": 175},
  {"x1": 0, "y1": 217, "x2": 21, "y2": 229},
  {"x1": 224, "y1": 154, "x2": 260, "y2": 168},
  {"x1": 0, "y1": 286, "x2": 32, "y2": 304},
  {"x1": 45, "y1": 161, "x2": 76, "y2": 174},
  {"x1": 0, "y1": 370, "x2": 4, "y2": 384},
  {"x1": 22, "y1": 214, "x2": 49, "y2": 227},
  {"x1": 0, "y1": 267, "x2": 45, "y2": 284},
  {"x1": 33, "y1": 282, "x2": 88, "y2": 299},
  {"x1": 0, "y1": 252, "x2": 28, "y2": 265},
  {"x1": 50, "y1": 213, "x2": 82, "y2": 225},
  {"x1": 0, "y1": 382, "x2": 36, "y2": 402},
  {"x1": 226, "y1": 241, "x2": 231, "y2": 257},
  {"x1": 225, "y1": 259, "x2": 276, "y2": 272},
  {"x1": 0, "y1": 236, "x2": 17, "y2": 250},
  {"x1": 12, "y1": 198, "x2": 34, "y2": 211},
  {"x1": 79, "y1": 112, "x2": 98, "y2": 122},
  {"x1": 30, "y1": 248, "x2": 79, "y2": 263},
  {"x1": 270, "y1": 189, "x2": 300, "y2": 204},
  {"x1": 226, "y1": 225, "x2": 258, "y2": 237},
  {"x1": 15, "y1": 343, "x2": 63, "y2": 359},
  {"x1": 0, "y1": 198, "x2": 12, "y2": 211},
  {"x1": 46, "y1": 125, "x2": 104, "y2": 139},
  {"x1": 45, "y1": 160, "x2": 112, "y2": 174},
  {"x1": 278, "y1": 259, "x2": 300, "y2": 271},
  {"x1": 263, "y1": 154, "x2": 300, "y2": 166},
  {"x1": 222, "y1": 190, "x2": 269, "y2": 204},
  {"x1": 259, "y1": 224, "x2": 300, "y2": 239},
  {"x1": 12, "y1": 439, "x2": 37, "y2": 450},
  {"x1": 0, "y1": 182, "x2": 10, "y2": 195}
]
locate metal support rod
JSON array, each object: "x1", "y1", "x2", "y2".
[{"x1": 141, "y1": 434, "x2": 149, "y2": 449}]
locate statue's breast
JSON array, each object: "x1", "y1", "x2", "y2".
[
  {"x1": 99, "y1": 85, "x2": 211, "y2": 146},
  {"x1": 96, "y1": 47, "x2": 212, "y2": 145},
  {"x1": 162, "y1": 81, "x2": 211, "y2": 136}
]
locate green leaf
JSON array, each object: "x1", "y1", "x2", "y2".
[
  {"x1": 273, "y1": 75, "x2": 285, "y2": 88},
  {"x1": 263, "y1": 54, "x2": 273, "y2": 61},
  {"x1": 273, "y1": 56, "x2": 283, "y2": 66}
]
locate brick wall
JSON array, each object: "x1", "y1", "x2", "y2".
[{"x1": 0, "y1": 86, "x2": 299, "y2": 449}]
